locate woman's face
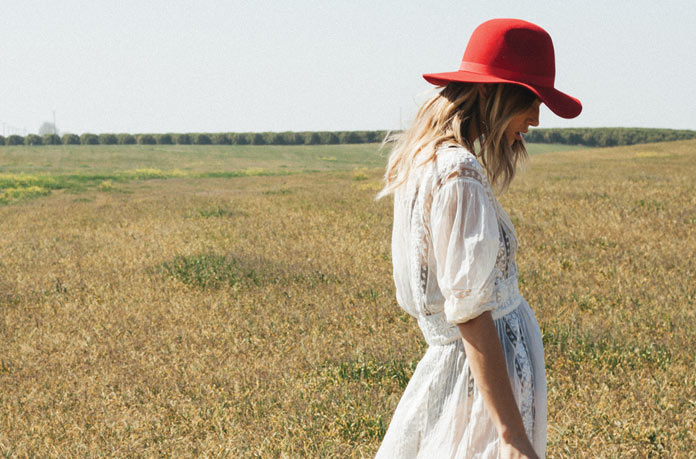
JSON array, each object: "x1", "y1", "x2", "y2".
[{"x1": 505, "y1": 99, "x2": 541, "y2": 146}]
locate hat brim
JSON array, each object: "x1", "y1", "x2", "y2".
[{"x1": 423, "y1": 70, "x2": 582, "y2": 119}]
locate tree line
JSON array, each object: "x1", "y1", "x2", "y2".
[
  {"x1": 0, "y1": 131, "x2": 389, "y2": 147},
  {"x1": 0, "y1": 128, "x2": 693, "y2": 147},
  {"x1": 523, "y1": 127, "x2": 696, "y2": 147}
]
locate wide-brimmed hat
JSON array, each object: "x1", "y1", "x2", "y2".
[{"x1": 423, "y1": 18, "x2": 582, "y2": 119}]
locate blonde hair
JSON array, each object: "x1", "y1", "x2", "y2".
[{"x1": 377, "y1": 82, "x2": 536, "y2": 198}]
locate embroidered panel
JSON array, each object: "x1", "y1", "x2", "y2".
[{"x1": 503, "y1": 310, "x2": 535, "y2": 438}]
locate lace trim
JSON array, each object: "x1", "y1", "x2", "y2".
[
  {"x1": 490, "y1": 277, "x2": 522, "y2": 319},
  {"x1": 497, "y1": 222, "x2": 511, "y2": 277},
  {"x1": 420, "y1": 184, "x2": 434, "y2": 315},
  {"x1": 433, "y1": 163, "x2": 486, "y2": 195},
  {"x1": 409, "y1": 170, "x2": 436, "y2": 316},
  {"x1": 502, "y1": 309, "x2": 535, "y2": 438}
]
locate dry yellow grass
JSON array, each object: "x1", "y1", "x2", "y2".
[{"x1": 0, "y1": 140, "x2": 695, "y2": 457}]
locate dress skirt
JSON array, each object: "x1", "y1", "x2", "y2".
[{"x1": 376, "y1": 300, "x2": 547, "y2": 458}]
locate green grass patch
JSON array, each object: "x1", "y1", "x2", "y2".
[
  {"x1": 0, "y1": 168, "x2": 294, "y2": 205},
  {"x1": 526, "y1": 143, "x2": 589, "y2": 155},
  {"x1": 336, "y1": 412, "x2": 386, "y2": 443},
  {"x1": 159, "y1": 253, "x2": 336, "y2": 290},
  {"x1": 160, "y1": 253, "x2": 270, "y2": 289},
  {"x1": 197, "y1": 207, "x2": 246, "y2": 218},
  {"x1": 543, "y1": 326, "x2": 672, "y2": 372},
  {"x1": 262, "y1": 188, "x2": 292, "y2": 195},
  {"x1": 352, "y1": 168, "x2": 369, "y2": 181},
  {"x1": 320, "y1": 356, "x2": 417, "y2": 389},
  {"x1": 0, "y1": 185, "x2": 51, "y2": 204}
]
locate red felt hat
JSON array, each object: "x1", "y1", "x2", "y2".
[{"x1": 423, "y1": 18, "x2": 582, "y2": 119}]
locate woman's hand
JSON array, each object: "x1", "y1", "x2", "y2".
[{"x1": 501, "y1": 438, "x2": 540, "y2": 459}]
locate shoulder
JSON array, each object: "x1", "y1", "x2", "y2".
[{"x1": 434, "y1": 143, "x2": 487, "y2": 190}]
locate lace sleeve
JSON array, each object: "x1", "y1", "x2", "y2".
[{"x1": 431, "y1": 176, "x2": 500, "y2": 324}]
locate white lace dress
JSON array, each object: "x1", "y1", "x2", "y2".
[{"x1": 376, "y1": 144, "x2": 546, "y2": 458}]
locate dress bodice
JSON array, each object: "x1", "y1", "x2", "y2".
[{"x1": 391, "y1": 143, "x2": 525, "y2": 345}]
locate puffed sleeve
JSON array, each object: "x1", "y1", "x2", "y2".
[{"x1": 431, "y1": 177, "x2": 500, "y2": 324}]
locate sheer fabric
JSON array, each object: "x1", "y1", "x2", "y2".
[{"x1": 377, "y1": 144, "x2": 546, "y2": 458}]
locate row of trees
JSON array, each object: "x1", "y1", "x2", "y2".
[
  {"x1": 0, "y1": 130, "x2": 390, "y2": 147},
  {"x1": 1, "y1": 128, "x2": 694, "y2": 148},
  {"x1": 523, "y1": 128, "x2": 696, "y2": 147}
]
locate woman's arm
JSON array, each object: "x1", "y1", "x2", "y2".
[{"x1": 457, "y1": 311, "x2": 539, "y2": 459}]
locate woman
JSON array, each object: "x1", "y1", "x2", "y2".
[{"x1": 376, "y1": 19, "x2": 581, "y2": 458}]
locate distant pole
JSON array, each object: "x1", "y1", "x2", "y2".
[{"x1": 53, "y1": 110, "x2": 57, "y2": 134}]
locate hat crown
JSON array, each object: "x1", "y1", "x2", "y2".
[{"x1": 461, "y1": 19, "x2": 556, "y2": 87}]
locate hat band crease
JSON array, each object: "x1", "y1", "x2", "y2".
[{"x1": 458, "y1": 61, "x2": 554, "y2": 87}]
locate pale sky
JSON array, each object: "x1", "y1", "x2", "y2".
[{"x1": 1, "y1": 0, "x2": 694, "y2": 135}]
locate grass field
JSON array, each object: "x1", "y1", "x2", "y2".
[
  {"x1": 0, "y1": 142, "x2": 582, "y2": 205},
  {"x1": 0, "y1": 140, "x2": 694, "y2": 457},
  {"x1": 0, "y1": 142, "x2": 582, "y2": 174}
]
